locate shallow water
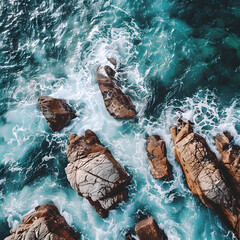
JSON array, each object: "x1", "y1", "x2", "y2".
[{"x1": 0, "y1": 0, "x2": 240, "y2": 239}]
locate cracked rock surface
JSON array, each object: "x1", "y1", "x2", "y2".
[
  {"x1": 170, "y1": 118, "x2": 240, "y2": 239},
  {"x1": 5, "y1": 203, "x2": 80, "y2": 240},
  {"x1": 146, "y1": 135, "x2": 172, "y2": 180},
  {"x1": 65, "y1": 130, "x2": 130, "y2": 218},
  {"x1": 135, "y1": 216, "x2": 168, "y2": 240},
  {"x1": 96, "y1": 59, "x2": 136, "y2": 119},
  {"x1": 215, "y1": 131, "x2": 240, "y2": 194},
  {"x1": 38, "y1": 96, "x2": 76, "y2": 132}
]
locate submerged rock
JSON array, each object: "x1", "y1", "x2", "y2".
[
  {"x1": 146, "y1": 135, "x2": 172, "y2": 180},
  {"x1": 135, "y1": 216, "x2": 167, "y2": 240},
  {"x1": 5, "y1": 203, "x2": 80, "y2": 240},
  {"x1": 96, "y1": 59, "x2": 136, "y2": 119},
  {"x1": 107, "y1": 57, "x2": 117, "y2": 67},
  {"x1": 38, "y1": 96, "x2": 76, "y2": 132},
  {"x1": 170, "y1": 118, "x2": 240, "y2": 239},
  {"x1": 65, "y1": 130, "x2": 130, "y2": 218},
  {"x1": 215, "y1": 131, "x2": 240, "y2": 194},
  {"x1": 125, "y1": 233, "x2": 136, "y2": 240}
]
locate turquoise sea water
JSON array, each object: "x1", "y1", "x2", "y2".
[{"x1": 0, "y1": 0, "x2": 240, "y2": 239}]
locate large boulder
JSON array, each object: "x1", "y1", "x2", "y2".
[
  {"x1": 146, "y1": 135, "x2": 172, "y2": 180},
  {"x1": 135, "y1": 216, "x2": 167, "y2": 240},
  {"x1": 5, "y1": 203, "x2": 80, "y2": 240},
  {"x1": 170, "y1": 118, "x2": 240, "y2": 239},
  {"x1": 38, "y1": 96, "x2": 76, "y2": 132},
  {"x1": 65, "y1": 130, "x2": 130, "y2": 218},
  {"x1": 214, "y1": 131, "x2": 240, "y2": 194},
  {"x1": 96, "y1": 59, "x2": 136, "y2": 119}
]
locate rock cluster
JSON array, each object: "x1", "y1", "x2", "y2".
[
  {"x1": 33, "y1": 58, "x2": 240, "y2": 239},
  {"x1": 38, "y1": 96, "x2": 76, "y2": 132},
  {"x1": 5, "y1": 203, "x2": 80, "y2": 240},
  {"x1": 146, "y1": 135, "x2": 172, "y2": 180},
  {"x1": 170, "y1": 118, "x2": 240, "y2": 239},
  {"x1": 135, "y1": 216, "x2": 168, "y2": 240},
  {"x1": 65, "y1": 130, "x2": 130, "y2": 218},
  {"x1": 96, "y1": 59, "x2": 136, "y2": 119}
]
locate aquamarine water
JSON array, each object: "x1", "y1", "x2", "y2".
[{"x1": 0, "y1": 0, "x2": 240, "y2": 239}]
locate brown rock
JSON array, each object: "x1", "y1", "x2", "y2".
[
  {"x1": 135, "y1": 216, "x2": 167, "y2": 240},
  {"x1": 5, "y1": 203, "x2": 80, "y2": 240},
  {"x1": 214, "y1": 131, "x2": 240, "y2": 194},
  {"x1": 125, "y1": 233, "x2": 136, "y2": 240},
  {"x1": 38, "y1": 96, "x2": 76, "y2": 132},
  {"x1": 170, "y1": 118, "x2": 240, "y2": 239},
  {"x1": 65, "y1": 130, "x2": 130, "y2": 218},
  {"x1": 146, "y1": 135, "x2": 172, "y2": 180},
  {"x1": 107, "y1": 57, "x2": 117, "y2": 67},
  {"x1": 97, "y1": 59, "x2": 136, "y2": 119}
]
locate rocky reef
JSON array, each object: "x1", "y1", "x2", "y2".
[
  {"x1": 5, "y1": 203, "x2": 80, "y2": 240},
  {"x1": 170, "y1": 118, "x2": 240, "y2": 239},
  {"x1": 96, "y1": 59, "x2": 136, "y2": 119},
  {"x1": 146, "y1": 135, "x2": 172, "y2": 180},
  {"x1": 38, "y1": 96, "x2": 76, "y2": 132},
  {"x1": 65, "y1": 130, "x2": 130, "y2": 218}
]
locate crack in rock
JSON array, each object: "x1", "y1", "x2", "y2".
[{"x1": 65, "y1": 130, "x2": 130, "y2": 218}]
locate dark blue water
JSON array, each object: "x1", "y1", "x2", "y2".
[{"x1": 0, "y1": 0, "x2": 240, "y2": 239}]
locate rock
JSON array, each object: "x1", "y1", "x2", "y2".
[
  {"x1": 5, "y1": 203, "x2": 80, "y2": 240},
  {"x1": 107, "y1": 57, "x2": 117, "y2": 67},
  {"x1": 96, "y1": 59, "x2": 136, "y2": 119},
  {"x1": 125, "y1": 233, "x2": 136, "y2": 240},
  {"x1": 135, "y1": 216, "x2": 167, "y2": 240},
  {"x1": 65, "y1": 130, "x2": 130, "y2": 218},
  {"x1": 104, "y1": 65, "x2": 116, "y2": 79},
  {"x1": 38, "y1": 96, "x2": 76, "y2": 132},
  {"x1": 170, "y1": 119, "x2": 240, "y2": 239},
  {"x1": 146, "y1": 135, "x2": 172, "y2": 180},
  {"x1": 214, "y1": 131, "x2": 240, "y2": 194}
]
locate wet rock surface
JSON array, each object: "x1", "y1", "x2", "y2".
[
  {"x1": 146, "y1": 135, "x2": 172, "y2": 180},
  {"x1": 96, "y1": 59, "x2": 136, "y2": 119},
  {"x1": 170, "y1": 118, "x2": 240, "y2": 239},
  {"x1": 125, "y1": 233, "x2": 136, "y2": 240},
  {"x1": 5, "y1": 203, "x2": 80, "y2": 240},
  {"x1": 215, "y1": 131, "x2": 240, "y2": 194},
  {"x1": 135, "y1": 216, "x2": 167, "y2": 240},
  {"x1": 65, "y1": 130, "x2": 130, "y2": 218},
  {"x1": 38, "y1": 96, "x2": 76, "y2": 132}
]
